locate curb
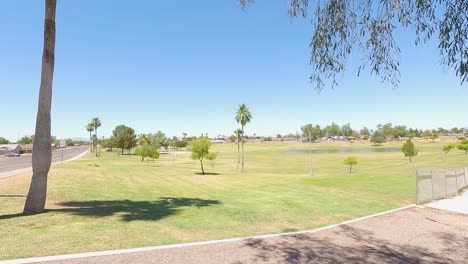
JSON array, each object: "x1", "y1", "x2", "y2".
[{"x1": 0, "y1": 205, "x2": 416, "y2": 264}]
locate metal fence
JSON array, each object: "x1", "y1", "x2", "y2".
[{"x1": 416, "y1": 167, "x2": 468, "y2": 204}]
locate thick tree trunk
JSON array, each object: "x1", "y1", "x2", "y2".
[
  {"x1": 23, "y1": 0, "x2": 56, "y2": 215},
  {"x1": 200, "y1": 159, "x2": 205, "y2": 174},
  {"x1": 409, "y1": 156, "x2": 412, "y2": 162},
  {"x1": 349, "y1": 165, "x2": 352, "y2": 173}
]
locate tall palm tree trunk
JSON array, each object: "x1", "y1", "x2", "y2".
[
  {"x1": 24, "y1": 0, "x2": 56, "y2": 215},
  {"x1": 89, "y1": 131, "x2": 93, "y2": 153},
  {"x1": 94, "y1": 128, "x2": 98, "y2": 153},
  {"x1": 237, "y1": 139, "x2": 240, "y2": 170},
  {"x1": 241, "y1": 126, "x2": 244, "y2": 172}
]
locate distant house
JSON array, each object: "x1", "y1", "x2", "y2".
[
  {"x1": 20, "y1": 144, "x2": 33, "y2": 154},
  {"x1": 0, "y1": 144, "x2": 21, "y2": 155}
]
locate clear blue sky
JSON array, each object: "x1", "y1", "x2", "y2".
[{"x1": 0, "y1": 1, "x2": 466, "y2": 141}]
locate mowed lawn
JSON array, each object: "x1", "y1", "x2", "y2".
[{"x1": 1, "y1": 139, "x2": 467, "y2": 259}]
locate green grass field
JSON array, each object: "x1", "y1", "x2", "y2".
[{"x1": 1, "y1": 139, "x2": 467, "y2": 259}]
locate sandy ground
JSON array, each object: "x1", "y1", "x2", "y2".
[
  {"x1": 34, "y1": 207, "x2": 468, "y2": 264},
  {"x1": 428, "y1": 190, "x2": 468, "y2": 214}
]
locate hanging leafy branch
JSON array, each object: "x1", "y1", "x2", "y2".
[{"x1": 239, "y1": 0, "x2": 467, "y2": 91}]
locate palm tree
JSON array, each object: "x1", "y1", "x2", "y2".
[
  {"x1": 138, "y1": 134, "x2": 149, "y2": 146},
  {"x1": 91, "y1": 117, "x2": 101, "y2": 139},
  {"x1": 235, "y1": 104, "x2": 252, "y2": 172},
  {"x1": 86, "y1": 123, "x2": 94, "y2": 152},
  {"x1": 235, "y1": 129, "x2": 242, "y2": 170},
  {"x1": 23, "y1": 0, "x2": 56, "y2": 215},
  {"x1": 89, "y1": 117, "x2": 101, "y2": 153}
]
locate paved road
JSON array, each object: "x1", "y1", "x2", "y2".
[{"x1": 0, "y1": 146, "x2": 88, "y2": 174}]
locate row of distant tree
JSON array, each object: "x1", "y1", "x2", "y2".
[
  {"x1": 298, "y1": 122, "x2": 467, "y2": 143},
  {"x1": 0, "y1": 135, "x2": 85, "y2": 147},
  {"x1": 97, "y1": 126, "x2": 191, "y2": 155},
  {"x1": 1, "y1": 123, "x2": 466, "y2": 148}
]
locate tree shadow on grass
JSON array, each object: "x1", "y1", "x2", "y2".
[{"x1": 0, "y1": 197, "x2": 220, "y2": 222}]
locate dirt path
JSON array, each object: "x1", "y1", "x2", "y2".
[{"x1": 27, "y1": 207, "x2": 468, "y2": 264}]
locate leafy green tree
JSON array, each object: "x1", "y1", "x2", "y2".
[
  {"x1": 450, "y1": 127, "x2": 461, "y2": 134},
  {"x1": 380, "y1": 123, "x2": 394, "y2": 138},
  {"x1": 134, "y1": 145, "x2": 160, "y2": 162},
  {"x1": 401, "y1": 139, "x2": 419, "y2": 162},
  {"x1": 360, "y1": 127, "x2": 370, "y2": 137},
  {"x1": 429, "y1": 132, "x2": 439, "y2": 142},
  {"x1": 0, "y1": 137, "x2": 10, "y2": 144},
  {"x1": 422, "y1": 130, "x2": 432, "y2": 139},
  {"x1": 344, "y1": 156, "x2": 358, "y2": 173},
  {"x1": 457, "y1": 139, "x2": 468, "y2": 154},
  {"x1": 190, "y1": 137, "x2": 217, "y2": 174},
  {"x1": 65, "y1": 139, "x2": 73, "y2": 147},
  {"x1": 17, "y1": 136, "x2": 34, "y2": 145},
  {"x1": 393, "y1": 125, "x2": 408, "y2": 139},
  {"x1": 341, "y1": 123, "x2": 353, "y2": 137},
  {"x1": 443, "y1": 144, "x2": 456, "y2": 154},
  {"x1": 229, "y1": 135, "x2": 237, "y2": 143},
  {"x1": 241, "y1": 0, "x2": 468, "y2": 89},
  {"x1": 370, "y1": 131, "x2": 386, "y2": 145},
  {"x1": 326, "y1": 122, "x2": 340, "y2": 137},
  {"x1": 148, "y1": 131, "x2": 169, "y2": 150},
  {"x1": 101, "y1": 137, "x2": 115, "y2": 151},
  {"x1": 174, "y1": 139, "x2": 188, "y2": 148},
  {"x1": 112, "y1": 125, "x2": 136, "y2": 154},
  {"x1": 235, "y1": 104, "x2": 252, "y2": 172},
  {"x1": 351, "y1": 131, "x2": 361, "y2": 140},
  {"x1": 301, "y1": 124, "x2": 324, "y2": 141}
]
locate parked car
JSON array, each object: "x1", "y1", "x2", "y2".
[{"x1": 5, "y1": 153, "x2": 20, "y2": 157}]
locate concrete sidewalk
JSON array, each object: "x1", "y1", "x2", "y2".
[
  {"x1": 427, "y1": 190, "x2": 468, "y2": 214},
  {"x1": 2, "y1": 206, "x2": 467, "y2": 264}
]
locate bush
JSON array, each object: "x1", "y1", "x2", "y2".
[
  {"x1": 134, "y1": 145, "x2": 160, "y2": 161},
  {"x1": 370, "y1": 131, "x2": 386, "y2": 145}
]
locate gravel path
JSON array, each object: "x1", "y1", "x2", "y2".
[{"x1": 20, "y1": 206, "x2": 468, "y2": 264}]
